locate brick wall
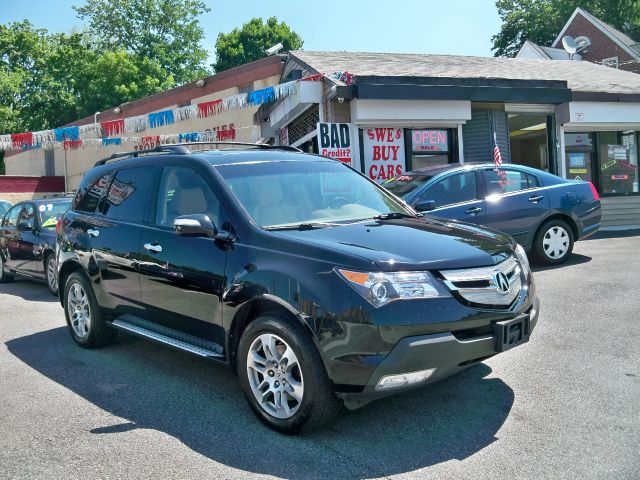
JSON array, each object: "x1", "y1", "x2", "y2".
[{"x1": 557, "y1": 12, "x2": 639, "y2": 73}]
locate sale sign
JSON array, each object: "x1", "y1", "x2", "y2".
[
  {"x1": 362, "y1": 127, "x2": 406, "y2": 182},
  {"x1": 317, "y1": 123, "x2": 353, "y2": 165}
]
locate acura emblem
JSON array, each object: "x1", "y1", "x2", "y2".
[{"x1": 494, "y1": 272, "x2": 510, "y2": 295}]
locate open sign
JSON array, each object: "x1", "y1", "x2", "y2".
[{"x1": 412, "y1": 130, "x2": 448, "y2": 152}]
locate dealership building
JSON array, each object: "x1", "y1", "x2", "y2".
[
  {"x1": 5, "y1": 49, "x2": 640, "y2": 229},
  {"x1": 259, "y1": 50, "x2": 640, "y2": 229}
]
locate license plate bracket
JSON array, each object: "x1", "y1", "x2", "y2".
[{"x1": 494, "y1": 315, "x2": 530, "y2": 352}]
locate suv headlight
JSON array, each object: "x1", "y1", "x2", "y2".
[
  {"x1": 336, "y1": 269, "x2": 450, "y2": 307},
  {"x1": 515, "y1": 244, "x2": 531, "y2": 276}
]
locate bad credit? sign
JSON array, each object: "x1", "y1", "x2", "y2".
[
  {"x1": 317, "y1": 123, "x2": 353, "y2": 165},
  {"x1": 363, "y1": 128, "x2": 405, "y2": 182}
]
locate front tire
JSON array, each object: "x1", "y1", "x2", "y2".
[
  {"x1": 237, "y1": 314, "x2": 341, "y2": 434},
  {"x1": 45, "y1": 253, "x2": 58, "y2": 296},
  {"x1": 534, "y1": 219, "x2": 574, "y2": 265},
  {"x1": 63, "y1": 271, "x2": 116, "y2": 348},
  {"x1": 0, "y1": 255, "x2": 14, "y2": 283}
]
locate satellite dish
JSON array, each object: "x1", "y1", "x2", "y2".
[
  {"x1": 575, "y1": 36, "x2": 591, "y2": 52},
  {"x1": 562, "y1": 36, "x2": 578, "y2": 56}
]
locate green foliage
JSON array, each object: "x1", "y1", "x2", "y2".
[
  {"x1": 492, "y1": 0, "x2": 640, "y2": 57},
  {"x1": 74, "y1": 0, "x2": 211, "y2": 84},
  {"x1": 214, "y1": 17, "x2": 303, "y2": 72}
]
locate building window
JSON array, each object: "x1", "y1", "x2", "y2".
[
  {"x1": 602, "y1": 57, "x2": 619, "y2": 69},
  {"x1": 408, "y1": 129, "x2": 456, "y2": 170},
  {"x1": 565, "y1": 131, "x2": 639, "y2": 196},
  {"x1": 597, "y1": 131, "x2": 639, "y2": 195}
]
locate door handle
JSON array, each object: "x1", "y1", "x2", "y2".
[
  {"x1": 465, "y1": 207, "x2": 483, "y2": 215},
  {"x1": 528, "y1": 195, "x2": 544, "y2": 203},
  {"x1": 143, "y1": 243, "x2": 163, "y2": 253},
  {"x1": 87, "y1": 229, "x2": 100, "y2": 238}
]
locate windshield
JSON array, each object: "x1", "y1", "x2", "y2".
[
  {"x1": 215, "y1": 160, "x2": 414, "y2": 228},
  {"x1": 37, "y1": 200, "x2": 71, "y2": 229},
  {"x1": 384, "y1": 174, "x2": 433, "y2": 198}
]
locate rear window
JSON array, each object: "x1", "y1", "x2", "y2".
[
  {"x1": 384, "y1": 175, "x2": 433, "y2": 198},
  {"x1": 37, "y1": 200, "x2": 71, "y2": 229}
]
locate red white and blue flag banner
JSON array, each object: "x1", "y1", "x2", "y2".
[{"x1": 493, "y1": 131, "x2": 503, "y2": 170}]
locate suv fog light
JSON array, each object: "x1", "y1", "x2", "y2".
[{"x1": 375, "y1": 368, "x2": 436, "y2": 391}]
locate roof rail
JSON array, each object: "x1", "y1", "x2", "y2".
[
  {"x1": 163, "y1": 141, "x2": 302, "y2": 152},
  {"x1": 94, "y1": 145, "x2": 190, "y2": 166}
]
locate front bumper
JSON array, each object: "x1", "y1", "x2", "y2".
[{"x1": 338, "y1": 295, "x2": 539, "y2": 409}]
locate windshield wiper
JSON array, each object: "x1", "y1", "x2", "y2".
[
  {"x1": 372, "y1": 212, "x2": 422, "y2": 220},
  {"x1": 264, "y1": 222, "x2": 338, "y2": 231}
]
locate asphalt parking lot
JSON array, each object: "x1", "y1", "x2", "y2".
[{"x1": 1, "y1": 232, "x2": 639, "y2": 480}]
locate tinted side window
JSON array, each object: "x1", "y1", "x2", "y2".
[
  {"x1": 156, "y1": 167, "x2": 225, "y2": 228},
  {"x1": 484, "y1": 169, "x2": 529, "y2": 195},
  {"x1": 3, "y1": 205, "x2": 21, "y2": 227},
  {"x1": 76, "y1": 172, "x2": 114, "y2": 213},
  {"x1": 421, "y1": 171, "x2": 477, "y2": 208},
  {"x1": 526, "y1": 173, "x2": 541, "y2": 188},
  {"x1": 100, "y1": 167, "x2": 154, "y2": 223}
]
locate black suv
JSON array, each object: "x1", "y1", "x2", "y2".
[
  {"x1": 1, "y1": 196, "x2": 72, "y2": 294},
  {"x1": 57, "y1": 144, "x2": 539, "y2": 434}
]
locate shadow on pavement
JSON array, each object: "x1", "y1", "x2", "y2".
[
  {"x1": 6, "y1": 327, "x2": 515, "y2": 478},
  {"x1": 532, "y1": 252, "x2": 592, "y2": 272},
  {"x1": 0, "y1": 279, "x2": 58, "y2": 303}
]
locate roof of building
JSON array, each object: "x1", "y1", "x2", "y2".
[
  {"x1": 517, "y1": 41, "x2": 576, "y2": 60},
  {"x1": 290, "y1": 50, "x2": 640, "y2": 95},
  {"x1": 552, "y1": 7, "x2": 640, "y2": 59}
]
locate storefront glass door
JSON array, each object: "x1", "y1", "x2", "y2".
[
  {"x1": 508, "y1": 114, "x2": 553, "y2": 172},
  {"x1": 564, "y1": 133, "x2": 594, "y2": 183}
]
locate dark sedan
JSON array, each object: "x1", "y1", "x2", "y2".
[
  {"x1": 0, "y1": 197, "x2": 72, "y2": 294},
  {"x1": 384, "y1": 164, "x2": 601, "y2": 265}
]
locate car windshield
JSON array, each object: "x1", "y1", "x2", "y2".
[
  {"x1": 215, "y1": 160, "x2": 414, "y2": 229},
  {"x1": 384, "y1": 174, "x2": 433, "y2": 198},
  {"x1": 37, "y1": 200, "x2": 71, "y2": 229}
]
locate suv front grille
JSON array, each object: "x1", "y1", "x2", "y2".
[{"x1": 440, "y1": 256, "x2": 521, "y2": 308}]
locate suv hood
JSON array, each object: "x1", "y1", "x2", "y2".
[{"x1": 273, "y1": 217, "x2": 514, "y2": 271}]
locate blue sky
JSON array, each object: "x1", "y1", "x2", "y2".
[{"x1": 0, "y1": 0, "x2": 502, "y2": 61}]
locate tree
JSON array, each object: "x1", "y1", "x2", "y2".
[
  {"x1": 492, "y1": 0, "x2": 640, "y2": 57},
  {"x1": 74, "y1": 0, "x2": 210, "y2": 84},
  {"x1": 0, "y1": 20, "x2": 175, "y2": 134},
  {"x1": 214, "y1": 17, "x2": 303, "y2": 72}
]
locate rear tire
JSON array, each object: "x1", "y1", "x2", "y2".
[
  {"x1": 0, "y1": 256, "x2": 14, "y2": 283},
  {"x1": 63, "y1": 271, "x2": 117, "y2": 348},
  {"x1": 533, "y1": 219, "x2": 574, "y2": 266},
  {"x1": 45, "y1": 253, "x2": 58, "y2": 296},
  {"x1": 237, "y1": 313, "x2": 342, "y2": 434}
]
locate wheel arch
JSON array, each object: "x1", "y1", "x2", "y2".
[
  {"x1": 535, "y1": 213, "x2": 579, "y2": 244},
  {"x1": 226, "y1": 295, "x2": 318, "y2": 375},
  {"x1": 57, "y1": 259, "x2": 84, "y2": 304}
]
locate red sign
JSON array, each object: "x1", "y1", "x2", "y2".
[
  {"x1": 362, "y1": 128, "x2": 405, "y2": 182},
  {"x1": 412, "y1": 130, "x2": 448, "y2": 152}
]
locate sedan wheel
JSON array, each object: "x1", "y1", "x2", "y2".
[
  {"x1": 534, "y1": 220, "x2": 574, "y2": 266},
  {"x1": 246, "y1": 333, "x2": 304, "y2": 419},
  {"x1": 46, "y1": 255, "x2": 58, "y2": 295}
]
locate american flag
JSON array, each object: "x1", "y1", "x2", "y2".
[{"x1": 493, "y1": 131, "x2": 502, "y2": 170}]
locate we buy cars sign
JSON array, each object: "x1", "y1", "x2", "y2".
[
  {"x1": 317, "y1": 123, "x2": 353, "y2": 166},
  {"x1": 363, "y1": 128, "x2": 405, "y2": 182}
]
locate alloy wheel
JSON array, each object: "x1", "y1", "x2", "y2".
[
  {"x1": 543, "y1": 226, "x2": 569, "y2": 259},
  {"x1": 47, "y1": 257, "x2": 58, "y2": 292},
  {"x1": 246, "y1": 333, "x2": 304, "y2": 419},
  {"x1": 67, "y1": 282, "x2": 91, "y2": 339}
]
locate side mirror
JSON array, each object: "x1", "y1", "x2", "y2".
[
  {"x1": 413, "y1": 200, "x2": 436, "y2": 212},
  {"x1": 174, "y1": 214, "x2": 217, "y2": 238}
]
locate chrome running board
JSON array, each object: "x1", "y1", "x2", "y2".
[{"x1": 111, "y1": 315, "x2": 224, "y2": 359}]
